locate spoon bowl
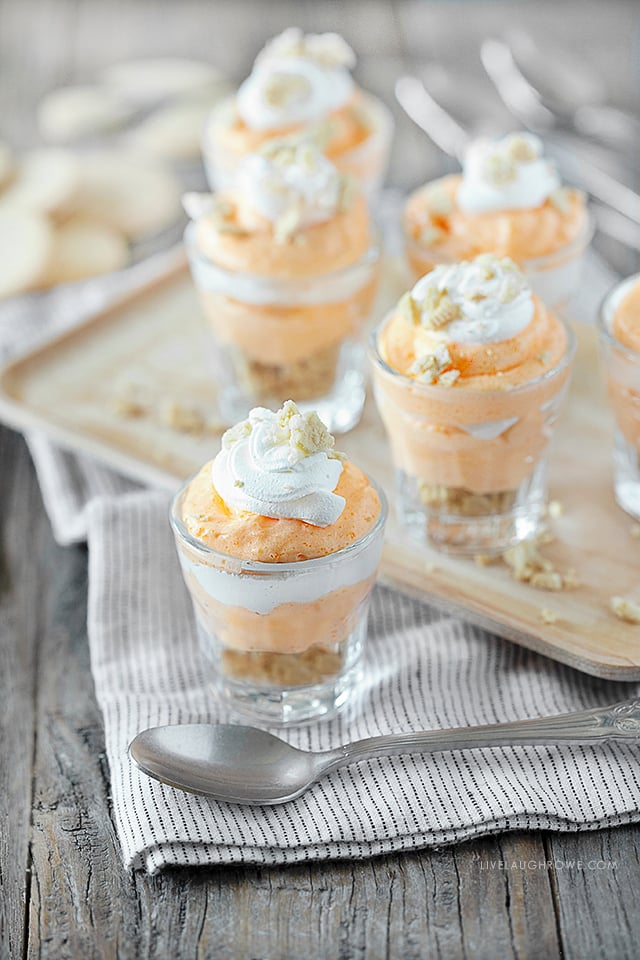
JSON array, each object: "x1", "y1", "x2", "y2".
[{"x1": 130, "y1": 723, "x2": 328, "y2": 803}]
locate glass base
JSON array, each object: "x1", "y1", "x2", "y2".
[
  {"x1": 613, "y1": 429, "x2": 640, "y2": 521},
  {"x1": 197, "y1": 617, "x2": 367, "y2": 725},
  {"x1": 217, "y1": 339, "x2": 366, "y2": 435},
  {"x1": 215, "y1": 661, "x2": 363, "y2": 725},
  {"x1": 395, "y1": 461, "x2": 547, "y2": 555}
]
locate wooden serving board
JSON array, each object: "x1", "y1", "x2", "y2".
[{"x1": 0, "y1": 258, "x2": 639, "y2": 680}]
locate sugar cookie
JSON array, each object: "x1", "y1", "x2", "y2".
[
  {"x1": 41, "y1": 216, "x2": 129, "y2": 285},
  {"x1": 72, "y1": 151, "x2": 181, "y2": 238},
  {"x1": 127, "y1": 101, "x2": 211, "y2": 161},
  {"x1": 1, "y1": 148, "x2": 79, "y2": 215},
  {"x1": 0, "y1": 209, "x2": 53, "y2": 298},
  {"x1": 101, "y1": 58, "x2": 225, "y2": 105},
  {"x1": 37, "y1": 85, "x2": 132, "y2": 142}
]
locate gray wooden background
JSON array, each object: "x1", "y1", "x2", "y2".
[{"x1": 2, "y1": 1, "x2": 640, "y2": 958}]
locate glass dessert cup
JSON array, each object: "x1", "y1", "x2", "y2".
[
  {"x1": 171, "y1": 478, "x2": 387, "y2": 724},
  {"x1": 185, "y1": 222, "x2": 381, "y2": 434},
  {"x1": 369, "y1": 318, "x2": 576, "y2": 555},
  {"x1": 202, "y1": 92, "x2": 394, "y2": 200},
  {"x1": 598, "y1": 274, "x2": 640, "y2": 521},
  {"x1": 404, "y1": 213, "x2": 594, "y2": 311}
]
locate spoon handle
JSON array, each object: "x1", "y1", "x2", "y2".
[{"x1": 329, "y1": 699, "x2": 640, "y2": 771}]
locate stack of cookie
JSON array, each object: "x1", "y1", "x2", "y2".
[{"x1": 0, "y1": 57, "x2": 231, "y2": 299}]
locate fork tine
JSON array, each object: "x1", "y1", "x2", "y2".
[
  {"x1": 480, "y1": 39, "x2": 555, "y2": 131},
  {"x1": 395, "y1": 75, "x2": 470, "y2": 162}
]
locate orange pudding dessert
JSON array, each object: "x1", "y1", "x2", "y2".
[
  {"x1": 171, "y1": 401, "x2": 386, "y2": 722},
  {"x1": 404, "y1": 134, "x2": 591, "y2": 308},
  {"x1": 184, "y1": 138, "x2": 380, "y2": 432},
  {"x1": 599, "y1": 274, "x2": 640, "y2": 520},
  {"x1": 202, "y1": 29, "x2": 393, "y2": 197},
  {"x1": 370, "y1": 254, "x2": 575, "y2": 553}
]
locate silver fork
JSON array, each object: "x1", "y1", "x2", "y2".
[
  {"x1": 395, "y1": 73, "x2": 640, "y2": 251},
  {"x1": 483, "y1": 32, "x2": 640, "y2": 149}
]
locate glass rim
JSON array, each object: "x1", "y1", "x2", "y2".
[
  {"x1": 598, "y1": 272, "x2": 640, "y2": 362},
  {"x1": 368, "y1": 310, "x2": 577, "y2": 398},
  {"x1": 403, "y1": 200, "x2": 595, "y2": 270},
  {"x1": 184, "y1": 220, "x2": 383, "y2": 288},
  {"x1": 170, "y1": 469, "x2": 388, "y2": 574}
]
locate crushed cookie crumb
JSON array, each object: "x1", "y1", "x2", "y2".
[
  {"x1": 438, "y1": 369, "x2": 460, "y2": 387},
  {"x1": 540, "y1": 607, "x2": 558, "y2": 625},
  {"x1": 502, "y1": 538, "x2": 576, "y2": 591},
  {"x1": 497, "y1": 275, "x2": 521, "y2": 304},
  {"x1": 549, "y1": 187, "x2": 572, "y2": 214},
  {"x1": 410, "y1": 344, "x2": 451, "y2": 382},
  {"x1": 419, "y1": 288, "x2": 461, "y2": 330},
  {"x1": 474, "y1": 553, "x2": 497, "y2": 567},
  {"x1": 419, "y1": 225, "x2": 445, "y2": 246},
  {"x1": 113, "y1": 396, "x2": 146, "y2": 418},
  {"x1": 263, "y1": 72, "x2": 311, "y2": 109},
  {"x1": 530, "y1": 571, "x2": 564, "y2": 591},
  {"x1": 483, "y1": 153, "x2": 517, "y2": 185},
  {"x1": 610, "y1": 596, "x2": 640, "y2": 625},
  {"x1": 398, "y1": 291, "x2": 421, "y2": 326},
  {"x1": 506, "y1": 135, "x2": 538, "y2": 163},
  {"x1": 161, "y1": 400, "x2": 205, "y2": 435},
  {"x1": 216, "y1": 222, "x2": 249, "y2": 236},
  {"x1": 422, "y1": 187, "x2": 453, "y2": 215},
  {"x1": 563, "y1": 568, "x2": 581, "y2": 589},
  {"x1": 547, "y1": 500, "x2": 563, "y2": 519},
  {"x1": 536, "y1": 527, "x2": 555, "y2": 546},
  {"x1": 290, "y1": 409, "x2": 334, "y2": 457},
  {"x1": 113, "y1": 382, "x2": 148, "y2": 419}
]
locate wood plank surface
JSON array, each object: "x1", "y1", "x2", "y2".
[
  {"x1": 2, "y1": 0, "x2": 640, "y2": 958},
  {"x1": 0, "y1": 428, "x2": 42, "y2": 958}
]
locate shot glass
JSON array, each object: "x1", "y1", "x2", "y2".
[
  {"x1": 369, "y1": 319, "x2": 576, "y2": 554},
  {"x1": 599, "y1": 274, "x2": 640, "y2": 520},
  {"x1": 171, "y1": 478, "x2": 388, "y2": 724},
  {"x1": 404, "y1": 213, "x2": 594, "y2": 310},
  {"x1": 185, "y1": 222, "x2": 381, "y2": 434},
  {"x1": 202, "y1": 92, "x2": 394, "y2": 200}
]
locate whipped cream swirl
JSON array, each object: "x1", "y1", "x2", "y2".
[
  {"x1": 236, "y1": 141, "x2": 342, "y2": 230},
  {"x1": 457, "y1": 133, "x2": 561, "y2": 213},
  {"x1": 236, "y1": 29, "x2": 355, "y2": 131},
  {"x1": 410, "y1": 255, "x2": 534, "y2": 345},
  {"x1": 211, "y1": 402, "x2": 345, "y2": 526}
]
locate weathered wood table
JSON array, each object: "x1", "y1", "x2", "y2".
[{"x1": 2, "y1": 1, "x2": 640, "y2": 957}]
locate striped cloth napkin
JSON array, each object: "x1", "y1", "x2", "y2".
[
  {"x1": 88, "y1": 492, "x2": 640, "y2": 874},
  {"x1": 2, "y1": 223, "x2": 639, "y2": 874}
]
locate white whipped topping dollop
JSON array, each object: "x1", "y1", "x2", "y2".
[
  {"x1": 236, "y1": 141, "x2": 341, "y2": 229},
  {"x1": 236, "y1": 29, "x2": 355, "y2": 131},
  {"x1": 211, "y1": 402, "x2": 345, "y2": 527},
  {"x1": 457, "y1": 133, "x2": 561, "y2": 213},
  {"x1": 411, "y1": 254, "x2": 534, "y2": 345}
]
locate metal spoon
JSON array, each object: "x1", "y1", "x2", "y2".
[{"x1": 129, "y1": 699, "x2": 640, "y2": 805}]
